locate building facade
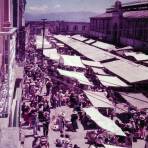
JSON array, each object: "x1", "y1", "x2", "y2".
[
  {"x1": 90, "y1": 0, "x2": 148, "y2": 49},
  {"x1": 27, "y1": 21, "x2": 90, "y2": 36}
]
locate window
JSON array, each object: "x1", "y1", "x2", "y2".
[
  {"x1": 82, "y1": 26, "x2": 86, "y2": 31},
  {"x1": 73, "y1": 25, "x2": 78, "y2": 31}
]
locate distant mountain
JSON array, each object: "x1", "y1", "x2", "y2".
[{"x1": 25, "y1": 11, "x2": 98, "y2": 22}]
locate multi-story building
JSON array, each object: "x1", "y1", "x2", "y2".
[
  {"x1": 27, "y1": 21, "x2": 90, "y2": 36},
  {"x1": 90, "y1": 0, "x2": 148, "y2": 49},
  {"x1": 0, "y1": 0, "x2": 26, "y2": 129}
]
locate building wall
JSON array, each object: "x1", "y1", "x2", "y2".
[
  {"x1": 27, "y1": 21, "x2": 90, "y2": 36},
  {"x1": 89, "y1": 1, "x2": 148, "y2": 49}
]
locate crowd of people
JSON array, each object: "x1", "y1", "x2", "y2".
[{"x1": 21, "y1": 34, "x2": 148, "y2": 148}]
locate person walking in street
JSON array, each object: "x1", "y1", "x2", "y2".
[{"x1": 71, "y1": 111, "x2": 78, "y2": 132}]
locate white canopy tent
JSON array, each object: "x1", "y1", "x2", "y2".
[
  {"x1": 82, "y1": 60, "x2": 104, "y2": 68},
  {"x1": 103, "y1": 60, "x2": 148, "y2": 83},
  {"x1": 43, "y1": 48, "x2": 60, "y2": 61},
  {"x1": 96, "y1": 75, "x2": 129, "y2": 87},
  {"x1": 124, "y1": 51, "x2": 148, "y2": 61},
  {"x1": 57, "y1": 69, "x2": 93, "y2": 86},
  {"x1": 59, "y1": 55, "x2": 85, "y2": 68},
  {"x1": 84, "y1": 91, "x2": 114, "y2": 108},
  {"x1": 54, "y1": 35, "x2": 116, "y2": 62},
  {"x1": 36, "y1": 35, "x2": 52, "y2": 49},
  {"x1": 83, "y1": 107, "x2": 126, "y2": 136},
  {"x1": 92, "y1": 67, "x2": 108, "y2": 75},
  {"x1": 120, "y1": 92, "x2": 148, "y2": 109},
  {"x1": 72, "y1": 34, "x2": 88, "y2": 41},
  {"x1": 92, "y1": 41, "x2": 116, "y2": 51},
  {"x1": 104, "y1": 144, "x2": 127, "y2": 148}
]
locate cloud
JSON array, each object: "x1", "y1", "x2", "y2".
[
  {"x1": 26, "y1": 4, "x2": 49, "y2": 13},
  {"x1": 54, "y1": 4, "x2": 61, "y2": 9}
]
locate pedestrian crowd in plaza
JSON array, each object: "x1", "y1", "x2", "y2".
[{"x1": 21, "y1": 35, "x2": 148, "y2": 148}]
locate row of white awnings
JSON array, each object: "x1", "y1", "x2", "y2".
[
  {"x1": 83, "y1": 107, "x2": 126, "y2": 136},
  {"x1": 54, "y1": 35, "x2": 116, "y2": 62},
  {"x1": 43, "y1": 49, "x2": 129, "y2": 88},
  {"x1": 36, "y1": 35, "x2": 52, "y2": 49}
]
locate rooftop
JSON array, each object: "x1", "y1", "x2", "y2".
[{"x1": 91, "y1": 10, "x2": 148, "y2": 19}]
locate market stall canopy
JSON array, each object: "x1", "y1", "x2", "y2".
[
  {"x1": 96, "y1": 75, "x2": 129, "y2": 87},
  {"x1": 83, "y1": 107, "x2": 126, "y2": 136},
  {"x1": 124, "y1": 51, "x2": 148, "y2": 61},
  {"x1": 92, "y1": 41, "x2": 116, "y2": 51},
  {"x1": 82, "y1": 60, "x2": 103, "y2": 68},
  {"x1": 104, "y1": 144, "x2": 127, "y2": 148},
  {"x1": 43, "y1": 48, "x2": 60, "y2": 61},
  {"x1": 54, "y1": 35, "x2": 116, "y2": 62},
  {"x1": 103, "y1": 60, "x2": 148, "y2": 83},
  {"x1": 72, "y1": 34, "x2": 88, "y2": 41},
  {"x1": 36, "y1": 35, "x2": 52, "y2": 49},
  {"x1": 92, "y1": 68, "x2": 108, "y2": 75},
  {"x1": 57, "y1": 69, "x2": 93, "y2": 86},
  {"x1": 84, "y1": 91, "x2": 114, "y2": 108},
  {"x1": 85, "y1": 39, "x2": 95, "y2": 44},
  {"x1": 59, "y1": 55, "x2": 85, "y2": 68},
  {"x1": 120, "y1": 92, "x2": 148, "y2": 109}
]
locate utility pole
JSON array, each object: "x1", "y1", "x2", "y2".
[
  {"x1": 41, "y1": 18, "x2": 47, "y2": 51},
  {"x1": 41, "y1": 19, "x2": 47, "y2": 67}
]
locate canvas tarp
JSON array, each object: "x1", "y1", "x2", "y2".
[
  {"x1": 92, "y1": 41, "x2": 116, "y2": 51},
  {"x1": 85, "y1": 39, "x2": 95, "y2": 44},
  {"x1": 57, "y1": 69, "x2": 93, "y2": 86},
  {"x1": 92, "y1": 68, "x2": 108, "y2": 75},
  {"x1": 43, "y1": 48, "x2": 60, "y2": 61},
  {"x1": 72, "y1": 34, "x2": 88, "y2": 41},
  {"x1": 103, "y1": 60, "x2": 148, "y2": 83},
  {"x1": 84, "y1": 91, "x2": 114, "y2": 108},
  {"x1": 124, "y1": 52, "x2": 148, "y2": 61},
  {"x1": 104, "y1": 144, "x2": 127, "y2": 148},
  {"x1": 36, "y1": 35, "x2": 52, "y2": 49},
  {"x1": 120, "y1": 92, "x2": 148, "y2": 109},
  {"x1": 83, "y1": 107, "x2": 126, "y2": 136},
  {"x1": 82, "y1": 60, "x2": 103, "y2": 68},
  {"x1": 59, "y1": 55, "x2": 85, "y2": 68},
  {"x1": 96, "y1": 75, "x2": 129, "y2": 87}
]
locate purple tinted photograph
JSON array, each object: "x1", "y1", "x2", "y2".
[{"x1": 0, "y1": 0, "x2": 148, "y2": 148}]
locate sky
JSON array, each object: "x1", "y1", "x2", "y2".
[{"x1": 26, "y1": 0, "x2": 137, "y2": 14}]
